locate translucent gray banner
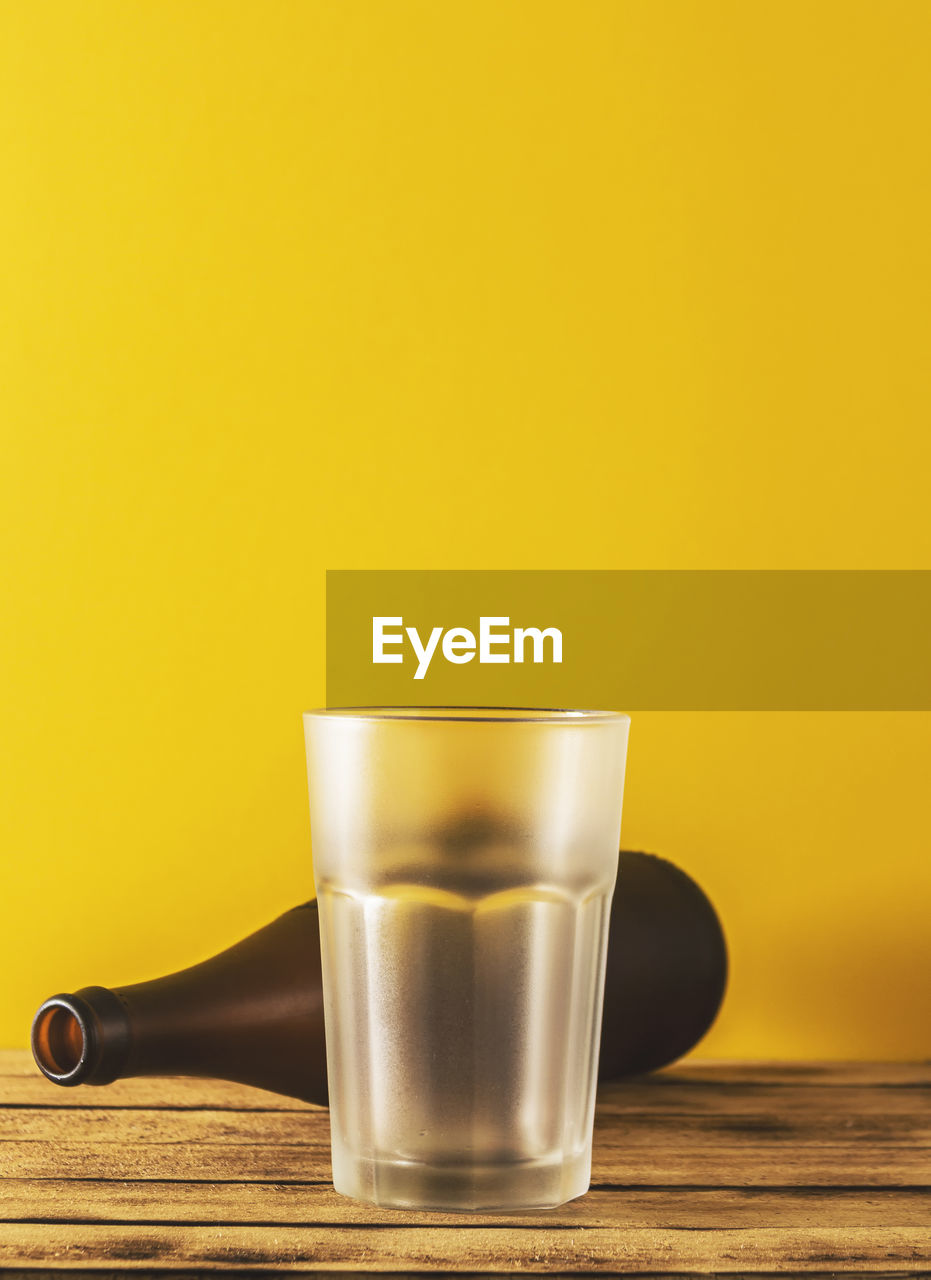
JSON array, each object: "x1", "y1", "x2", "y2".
[{"x1": 326, "y1": 570, "x2": 931, "y2": 710}]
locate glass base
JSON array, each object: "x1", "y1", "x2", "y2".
[{"x1": 331, "y1": 1146, "x2": 592, "y2": 1212}]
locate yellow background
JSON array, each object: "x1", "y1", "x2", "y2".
[{"x1": 2, "y1": 2, "x2": 929, "y2": 1057}]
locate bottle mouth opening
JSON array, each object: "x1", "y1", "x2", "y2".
[{"x1": 32, "y1": 1000, "x2": 89, "y2": 1081}]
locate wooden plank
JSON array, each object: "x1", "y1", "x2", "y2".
[
  {"x1": 1, "y1": 1221, "x2": 930, "y2": 1272},
  {"x1": 0, "y1": 1052, "x2": 311, "y2": 1111},
  {"x1": 3, "y1": 1053, "x2": 930, "y2": 1273},
  {"x1": 5, "y1": 1076, "x2": 929, "y2": 1120},
  {"x1": 597, "y1": 1082, "x2": 931, "y2": 1116},
  {"x1": 0, "y1": 1269, "x2": 927, "y2": 1280},
  {"x1": 636, "y1": 1061, "x2": 931, "y2": 1087},
  {"x1": 3, "y1": 1048, "x2": 930, "y2": 1089},
  {"x1": 1, "y1": 1179, "x2": 930, "y2": 1229},
  {"x1": 2, "y1": 1105, "x2": 929, "y2": 1148},
  {"x1": 0, "y1": 1076, "x2": 311, "y2": 1111},
  {"x1": 590, "y1": 1111, "x2": 931, "y2": 1144},
  {"x1": 7, "y1": 1077, "x2": 929, "y2": 1121},
  {"x1": 4, "y1": 1051, "x2": 930, "y2": 1113},
  {"x1": 1, "y1": 1269, "x2": 916, "y2": 1280},
  {"x1": 1, "y1": 1138, "x2": 927, "y2": 1185},
  {"x1": 0, "y1": 1107, "x2": 330, "y2": 1147}
]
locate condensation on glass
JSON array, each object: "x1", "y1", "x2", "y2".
[{"x1": 304, "y1": 707, "x2": 629, "y2": 1212}]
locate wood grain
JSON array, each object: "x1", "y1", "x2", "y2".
[
  {"x1": 1, "y1": 1052, "x2": 930, "y2": 1273},
  {"x1": 5, "y1": 1079, "x2": 929, "y2": 1121},
  {"x1": 5, "y1": 1053, "x2": 930, "y2": 1111},
  {"x1": 1, "y1": 1222, "x2": 930, "y2": 1272},
  {"x1": 4, "y1": 1138, "x2": 930, "y2": 1186},
  {"x1": 2, "y1": 1179, "x2": 930, "y2": 1228},
  {"x1": 4, "y1": 1105, "x2": 929, "y2": 1147}
]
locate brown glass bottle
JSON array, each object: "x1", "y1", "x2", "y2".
[
  {"x1": 32, "y1": 902, "x2": 328, "y2": 1104},
  {"x1": 32, "y1": 852, "x2": 726, "y2": 1102},
  {"x1": 600, "y1": 851, "x2": 728, "y2": 1076}
]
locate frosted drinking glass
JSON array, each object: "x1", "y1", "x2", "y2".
[{"x1": 303, "y1": 707, "x2": 629, "y2": 1211}]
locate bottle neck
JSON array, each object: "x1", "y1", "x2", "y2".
[{"x1": 31, "y1": 986, "x2": 132, "y2": 1087}]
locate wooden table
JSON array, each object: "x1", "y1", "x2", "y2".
[{"x1": 1, "y1": 1051, "x2": 928, "y2": 1274}]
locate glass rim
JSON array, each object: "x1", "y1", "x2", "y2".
[{"x1": 303, "y1": 706, "x2": 630, "y2": 725}]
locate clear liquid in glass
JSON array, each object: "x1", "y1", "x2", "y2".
[{"x1": 318, "y1": 865, "x2": 613, "y2": 1211}]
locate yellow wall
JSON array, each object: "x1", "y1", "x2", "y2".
[{"x1": 2, "y1": 2, "x2": 929, "y2": 1057}]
